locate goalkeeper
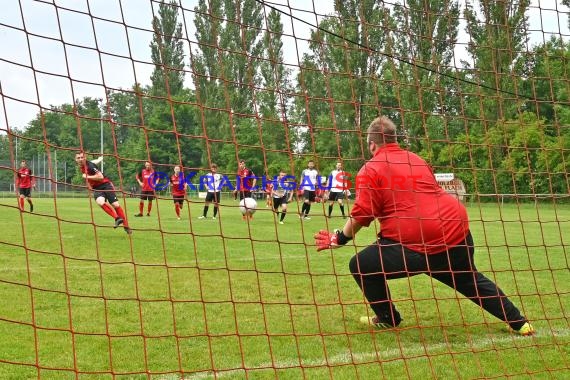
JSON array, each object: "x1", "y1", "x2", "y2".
[{"x1": 315, "y1": 116, "x2": 534, "y2": 335}]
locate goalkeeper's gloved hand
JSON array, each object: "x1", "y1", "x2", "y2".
[{"x1": 314, "y1": 229, "x2": 350, "y2": 252}]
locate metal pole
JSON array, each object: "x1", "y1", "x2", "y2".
[
  {"x1": 54, "y1": 150, "x2": 57, "y2": 193},
  {"x1": 100, "y1": 105, "x2": 104, "y2": 173}
]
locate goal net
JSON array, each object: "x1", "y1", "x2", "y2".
[{"x1": 0, "y1": 0, "x2": 569, "y2": 378}]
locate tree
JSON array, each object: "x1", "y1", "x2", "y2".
[
  {"x1": 191, "y1": 0, "x2": 225, "y2": 167},
  {"x1": 463, "y1": 0, "x2": 530, "y2": 123},
  {"x1": 388, "y1": 0, "x2": 460, "y2": 152},
  {"x1": 192, "y1": 0, "x2": 265, "y2": 171},
  {"x1": 150, "y1": 0, "x2": 185, "y2": 97},
  {"x1": 519, "y1": 37, "x2": 570, "y2": 125},
  {"x1": 258, "y1": 9, "x2": 293, "y2": 172},
  {"x1": 294, "y1": 0, "x2": 392, "y2": 172}
]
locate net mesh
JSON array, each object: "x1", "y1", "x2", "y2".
[{"x1": 0, "y1": 0, "x2": 569, "y2": 378}]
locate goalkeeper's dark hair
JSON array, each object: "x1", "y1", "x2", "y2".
[{"x1": 368, "y1": 116, "x2": 397, "y2": 145}]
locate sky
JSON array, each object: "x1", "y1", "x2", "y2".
[{"x1": 0, "y1": 0, "x2": 568, "y2": 131}]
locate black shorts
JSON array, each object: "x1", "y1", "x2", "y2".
[
  {"x1": 173, "y1": 195, "x2": 185, "y2": 205},
  {"x1": 239, "y1": 191, "x2": 252, "y2": 200},
  {"x1": 303, "y1": 190, "x2": 316, "y2": 202},
  {"x1": 205, "y1": 191, "x2": 221, "y2": 203},
  {"x1": 19, "y1": 187, "x2": 32, "y2": 198},
  {"x1": 93, "y1": 182, "x2": 119, "y2": 204},
  {"x1": 140, "y1": 190, "x2": 155, "y2": 201},
  {"x1": 328, "y1": 191, "x2": 344, "y2": 201},
  {"x1": 272, "y1": 196, "x2": 289, "y2": 209}
]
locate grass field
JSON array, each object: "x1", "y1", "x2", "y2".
[{"x1": 0, "y1": 196, "x2": 568, "y2": 379}]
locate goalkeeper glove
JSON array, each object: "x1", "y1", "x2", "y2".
[{"x1": 314, "y1": 229, "x2": 351, "y2": 252}]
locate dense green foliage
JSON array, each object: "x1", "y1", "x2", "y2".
[{"x1": 2, "y1": 0, "x2": 569, "y2": 195}]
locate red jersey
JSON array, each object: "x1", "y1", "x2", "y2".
[
  {"x1": 237, "y1": 167, "x2": 255, "y2": 190},
  {"x1": 16, "y1": 167, "x2": 34, "y2": 188},
  {"x1": 171, "y1": 174, "x2": 186, "y2": 197},
  {"x1": 137, "y1": 168, "x2": 155, "y2": 192},
  {"x1": 80, "y1": 161, "x2": 111, "y2": 189},
  {"x1": 351, "y1": 143, "x2": 469, "y2": 255}
]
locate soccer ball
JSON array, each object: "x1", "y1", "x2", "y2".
[{"x1": 239, "y1": 197, "x2": 257, "y2": 215}]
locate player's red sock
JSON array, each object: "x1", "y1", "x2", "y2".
[
  {"x1": 19, "y1": 198, "x2": 24, "y2": 210},
  {"x1": 175, "y1": 204, "x2": 180, "y2": 217},
  {"x1": 147, "y1": 202, "x2": 153, "y2": 214},
  {"x1": 115, "y1": 206, "x2": 129, "y2": 227},
  {"x1": 139, "y1": 202, "x2": 144, "y2": 214},
  {"x1": 101, "y1": 203, "x2": 118, "y2": 219}
]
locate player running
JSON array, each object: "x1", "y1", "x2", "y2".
[
  {"x1": 170, "y1": 165, "x2": 187, "y2": 220},
  {"x1": 199, "y1": 164, "x2": 222, "y2": 220},
  {"x1": 75, "y1": 152, "x2": 131, "y2": 234},
  {"x1": 15, "y1": 160, "x2": 36, "y2": 212},
  {"x1": 325, "y1": 161, "x2": 348, "y2": 218},
  {"x1": 272, "y1": 170, "x2": 293, "y2": 224},
  {"x1": 135, "y1": 161, "x2": 155, "y2": 217},
  {"x1": 299, "y1": 160, "x2": 319, "y2": 220}
]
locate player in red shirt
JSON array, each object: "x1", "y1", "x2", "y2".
[
  {"x1": 75, "y1": 152, "x2": 131, "y2": 234},
  {"x1": 135, "y1": 161, "x2": 155, "y2": 217},
  {"x1": 233, "y1": 160, "x2": 256, "y2": 201},
  {"x1": 15, "y1": 160, "x2": 35, "y2": 212},
  {"x1": 170, "y1": 165, "x2": 187, "y2": 220},
  {"x1": 315, "y1": 116, "x2": 534, "y2": 336}
]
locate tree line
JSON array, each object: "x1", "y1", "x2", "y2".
[{"x1": 1, "y1": 0, "x2": 569, "y2": 197}]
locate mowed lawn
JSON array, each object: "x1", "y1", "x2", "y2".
[{"x1": 0, "y1": 196, "x2": 568, "y2": 379}]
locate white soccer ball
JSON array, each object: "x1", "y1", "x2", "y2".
[{"x1": 239, "y1": 197, "x2": 257, "y2": 215}]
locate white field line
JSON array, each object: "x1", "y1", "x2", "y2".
[{"x1": 153, "y1": 328, "x2": 570, "y2": 380}]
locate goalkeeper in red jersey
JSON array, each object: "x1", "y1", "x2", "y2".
[
  {"x1": 15, "y1": 160, "x2": 36, "y2": 212},
  {"x1": 75, "y1": 152, "x2": 131, "y2": 234},
  {"x1": 315, "y1": 116, "x2": 534, "y2": 336}
]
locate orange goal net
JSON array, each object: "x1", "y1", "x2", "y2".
[{"x1": 0, "y1": 0, "x2": 569, "y2": 378}]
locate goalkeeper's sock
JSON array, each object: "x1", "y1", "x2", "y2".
[
  {"x1": 280, "y1": 210, "x2": 286, "y2": 221},
  {"x1": 101, "y1": 203, "x2": 118, "y2": 219},
  {"x1": 340, "y1": 204, "x2": 345, "y2": 216},
  {"x1": 305, "y1": 204, "x2": 311, "y2": 216},
  {"x1": 203, "y1": 206, "x2": 209, "y2": 217},
  {"x1": 213, "y1": 206, "x2": 218, "y2": 218},
  {"x1": 328, "y1": 204, "x2": 333, "y2": 217}
]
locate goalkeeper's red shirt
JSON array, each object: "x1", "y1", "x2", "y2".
[
  {"x1": 16, "y1": 167, "x2": 34, "y2": 188},
  {"x1": 350, "y1": 143, "x2": 469, "y2": 255},
  {"x1": 80, "y1": 161, "x2": 111, "y2": 189}
]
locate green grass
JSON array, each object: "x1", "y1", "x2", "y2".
[{"x1": 0, "y1": 197, "x2": 568, "y2": 379}]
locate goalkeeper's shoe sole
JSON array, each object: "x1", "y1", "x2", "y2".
[
  {"x1": 512, "y1": 322, "x2": 535, "y2": 336},
  {"x1": 359, "y1": 316, "x2": 396, "y2": 329}
]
